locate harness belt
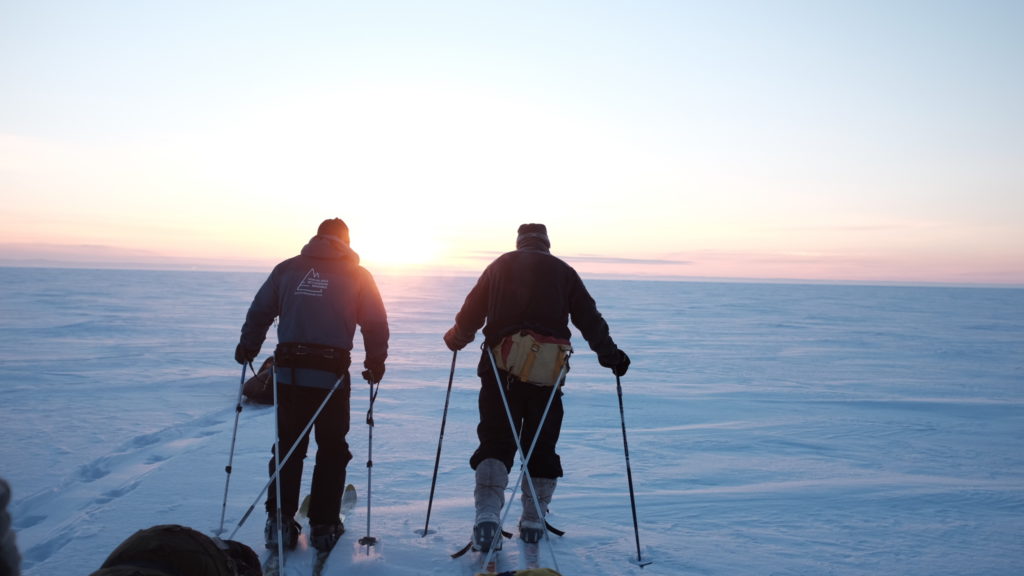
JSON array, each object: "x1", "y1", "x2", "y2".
[{"x1": 274, "y1": 342, "x2": 351, "y2": 377}]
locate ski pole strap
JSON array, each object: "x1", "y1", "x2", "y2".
[
  {"x1": 274, "y1": 342, "x2": 351, "y2": 376},
  {"x1": 364, "y1": 377, "x2": 380, "y2": 426},
  {"x1": 545, "y1": 521, "x2": 565, "y2": 537},
  {"x1": 451, "y1": 521, "x2": 564, "y2": 549}
]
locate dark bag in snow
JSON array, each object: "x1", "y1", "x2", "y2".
[
  {"x1": 89, "y1": 524, "x2": 260, "y2": 576},
  {"x1": 242, "y1": 356, "x2": 274, "y2": 405}
]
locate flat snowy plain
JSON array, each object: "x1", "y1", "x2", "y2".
[{"x1": 1, "y1": 267, "x2": 1021, "y2": 575}]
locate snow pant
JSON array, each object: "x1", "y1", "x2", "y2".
[
  {"x1": 470, "y1": 362, "x2": 564, "y2": 480},
  {"x1": 266, "y1": 375, "x2": 352, "y2": 526}
]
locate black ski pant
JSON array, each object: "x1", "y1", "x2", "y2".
[
  {"x1": 266, "y1": 376, "x2": 352, "y2": 526},
  {"x1": 470, "y1": 363, "x2": 564, "y2": 479}
]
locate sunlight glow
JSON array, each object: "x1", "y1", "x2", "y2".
[
  {"x1": 352, "y1": 225, "x2": 442, "y2": 272},
  {"x1": 1, "y1": 3, "x2": 1021, "y2": 285}
]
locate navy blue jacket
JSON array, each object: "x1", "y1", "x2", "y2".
[{"x1": 240, "y1": 234, "x2": 389, "y2": 385}]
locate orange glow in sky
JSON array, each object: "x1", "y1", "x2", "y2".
[{"x1": 1, "y1": 3, "x2": 1021, "y2": 286}]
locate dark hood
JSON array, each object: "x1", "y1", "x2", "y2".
[{"x1": 300, "y1": 234, "x2": 360, "y2": 264}]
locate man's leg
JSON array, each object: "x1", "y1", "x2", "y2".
[
  {"x1": 308, "y1": 378, "x2": 352, "y2": 524},
  {"x1": 308, "y1": 377, "x2": 352, "y2": 551},
  {"x1": 265, "y1": 384, "x2": 313, "y2": 549},
  {"x1": 518, "y1": 384, "x2": 564, "y2": 542},
  {"x1": 469, "y1": 369, "x2": 520, "y2": 550}
]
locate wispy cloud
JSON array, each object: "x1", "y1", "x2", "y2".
[
  {"x1": 461, "y1": 250, "x2": 692, "y2": 267},
  {"x1": 564, "y1": 254, "x2": 693, "y2": 266},
  {"x1": 0, "y1": 243, "x2": 268, "y2": 271}
]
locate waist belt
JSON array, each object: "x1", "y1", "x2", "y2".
[{"x1": 274, "y1": 342, "x2": 351, "y2": 376}]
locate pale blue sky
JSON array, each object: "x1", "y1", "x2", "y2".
[{"x1": 1, "y1": 1, "x2": 1021, "y2": 284}]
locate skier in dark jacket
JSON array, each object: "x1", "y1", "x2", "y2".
[
  {"x1": 235, "y1": 218, "x2": 389, "y2": 555},
  {"x1": 1, "y1": 478, "x2": 20, "y2": 576},
  {"x1": 443, "y1": 223, "x2": 630, "y2": 549}
]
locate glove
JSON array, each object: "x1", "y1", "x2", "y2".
[
  {"x1": 600, "y1": 349, "x2": 630, "y2": 377},
  {"x1": 363, "y1": 361, "x2": 385, "y2": 383},
  {"x1": 234, "y1": 342, "x2": 258, "y2": 365},
  {"x1": 443, "y1": 325, "x2": 474, "y2": 351}
]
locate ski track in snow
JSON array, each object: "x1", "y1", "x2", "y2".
[{"x1": 14, "y1": 412, "x2": 227, "y2": 572}]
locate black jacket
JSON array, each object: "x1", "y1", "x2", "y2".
[{"x1": 453, "y1": 242, "x2": 620, "y2": 366}]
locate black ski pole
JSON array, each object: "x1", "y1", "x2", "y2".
[
  {"x1": 420, "y1": 350, "x2": 457, "y2": 537},
  {"x1": 616, "y1": 373, "x2": 651, "y2": 567},
  {"x1": 216, "y1": 361, "x2": 252, "y2": 536},
  {"x1": 358, "y1": 370, "x2": 381, "y2": 552}
]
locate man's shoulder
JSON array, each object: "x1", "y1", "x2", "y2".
[
  {"x1": 503, "y1": 249, "x2": 574, "y2": 269},
  {"x1": 273, "y1": 251, "x2": 306, "y2": 266},
  {"x1": 497, "y1": 248, "x2": 566, "y2": 261}
]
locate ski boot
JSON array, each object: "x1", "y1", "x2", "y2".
[
  {"x1": 473, "y1": 520, "x2": 503, "y2": 552},
  {"x1": 264, "y1": 516, "x2": 301, "y2": 550},
  {"x1": 310, "y1": 519, "x2": 345, "y2": 553}
]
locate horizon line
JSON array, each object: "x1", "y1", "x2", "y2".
[{"x1": 1, "y1": 260, "x2": 1021, "y2": 290}]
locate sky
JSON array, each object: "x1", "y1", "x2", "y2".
[{"x1": 1, "y1": 0, "x2": 1022, "y2": 285}]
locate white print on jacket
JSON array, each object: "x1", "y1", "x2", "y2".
[{"x1": 295, "y1": 268, "x2": 328, "y2": 296}]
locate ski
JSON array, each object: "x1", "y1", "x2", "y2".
[
  {"x1": 451, "y1": 530, "x2": 513, "y2": 575},
  {"x1": 261, "y1": 550, "x2": 281, "y2": 576},
  {"x1": 474, "y1": 535, "x2": 506, "y2": 575},
  {"x1": 311, "y1": 549, "x2": 330, "y2": 576},
  {"x1": 521, "y1": 539, "x2": 540, "y2": 570},
  {"x1": 460, "y1": 546, "x2": 499, "y2": 575},
  {"x1": 311, "y1": 483, "x2": 357, "y2": 576},
  {"x1": 261, "y1": 544, "x2": 302, "y2": 576},
  {"x1": 342, "y1": 483, "x2": 358, "y2": 520},
  {"x1": 259, "y1": 536, "x2": 302, "y2": 576},
  {"x1": 480, "y1": 548, "x2": 499, "y2": 574},
  {"x1": 520, "y1": 521, "x2": 562, "y2": 570},
  {"x1": 260, "y1": 530, "x2": 297, "y2": 576}
]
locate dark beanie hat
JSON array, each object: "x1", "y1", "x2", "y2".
[
  {"x1": 318, "y1": 218, "x2": 350, "y2": 244},
  {"x1": 516, "y1": 223, "x2": 550, "y2": 249}
]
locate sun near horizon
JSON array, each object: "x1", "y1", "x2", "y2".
[
  {"x1": 1, "y1": 3, "x2": 1022, "y2": 287},
  {"x1": 351, "y1": 226, "x2": 447, "y2": 275}
]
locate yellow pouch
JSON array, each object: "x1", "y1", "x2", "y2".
[{"x1": 493, "y1": 330, "x2": 573, "y2": 386}]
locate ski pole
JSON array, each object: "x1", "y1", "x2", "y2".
[
  {"x1": 358, "y1": 369, "x2": 382, "y2": 552},
  {"x1": 227, "y1": 371, "x2": 346, "y2": 541},
  {"x1": 616, "y1": 373, "x2": 651, "y2": 567},
  {"x1": 483, "y1": 346, "x2": 566, "y2": 574},
  {"x1": 271, "y1": 362, "x2": 285, "y2": 576},
  {"x1": 420, "y1": 350, "x2": 457, "y2": 537},
  {"x1": 216, "y1": 361, "x2": 253, "y2": 536}
]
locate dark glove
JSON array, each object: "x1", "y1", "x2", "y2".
[
  {"x1": 235, "y1": 342, "x2": 258, "y2": 365},
  {"x1": 443, "y1": 325, "x2": 474, "y2": 351},
  {"x1": 363, "y1": 361, "x2": 385, "y2": 383},
  {"x1": 600, "y1": 350, "x2": 630, "y2": 377}
]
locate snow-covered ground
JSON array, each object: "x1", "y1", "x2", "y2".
[{"x1": 2, "y1": 268, "x2": 1022, "y2": 575}]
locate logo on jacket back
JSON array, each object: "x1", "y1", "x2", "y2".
[{"x1": 295, "y1": 268, "x2": 328, "y2": 296}]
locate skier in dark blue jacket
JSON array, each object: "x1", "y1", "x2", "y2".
[{"x1": 236, "y1": 218, "x2": 389, "y2": 555}]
